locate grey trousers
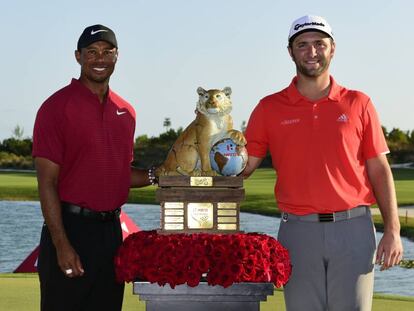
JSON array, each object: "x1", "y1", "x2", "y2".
[{"x1": 277, "y1": 210, "x2": 376, "y2": 311}]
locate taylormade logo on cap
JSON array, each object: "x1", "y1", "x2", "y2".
[{"x1": 288, "y1": 15, "x2": 334, "y2": 43}]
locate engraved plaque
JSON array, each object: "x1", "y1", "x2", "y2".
[
  {"x1": 218, "y1": 202, "x2": 237, "y2": 209},
  {"x1": 165, "y1": 209, "x2": 184, "y2": 216},
  {"x1": 164, "y1": 223, "x2": 184, "y2": 230},
  {"x1": 164, "y1": 202, "x2": 184, "y2": 209},
  {"x1": 187, "y1": 203, "x2": 213, "y2": 229},
  {"x1": 190, "y1": 177, "x2": 213, "y2": 187},
  {"x1": 217, "y1": 209, "x2": 237, "y2": 216},
  {"x1": 218, "y1": 217, "x2": 237, "y2": 223},
  {"x1": 218, "y1": 224, "x2": 237, "y2": 230},
  {"x1": 164, "y1": 216, "x2": 184, "y2": 223},
  {"x1": 157, "y1": 176, "x2": 243, "y2": 234}
]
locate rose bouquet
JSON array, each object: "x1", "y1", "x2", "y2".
[{"x1": 114, "y1": 230, "x2": 291, "y2": 289}]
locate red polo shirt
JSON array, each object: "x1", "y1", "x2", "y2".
[
  {"x1": 33, "y1": 79, "x2": 136, "y2": 211},
  {"x1": 245, "y1": 77, "x2": 389, "y2": 215}
]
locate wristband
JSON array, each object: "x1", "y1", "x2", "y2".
[{"x1": 148, "y1": 167, "x2": 158, "y2": 185}]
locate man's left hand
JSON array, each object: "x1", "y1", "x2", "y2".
[{"x1": 376, "y1": 230, "x2": 403, "y2": 271}]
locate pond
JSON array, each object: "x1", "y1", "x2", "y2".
[{"x1": 0, "y1": 201, "x2": 413, "y2": 297}]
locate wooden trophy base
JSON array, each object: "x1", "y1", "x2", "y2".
[{"x1": 156, "y1": 176, "x2": 244, "y2": 234}]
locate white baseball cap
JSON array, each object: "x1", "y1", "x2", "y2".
[{"x1": 288, "y1": 15, "x2": 334, "y2": 43}]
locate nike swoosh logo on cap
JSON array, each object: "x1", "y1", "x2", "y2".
[
  {"x1": 91, "y1": 29, "x2": 108, "y2": 35},
  {"x1": 117, "y1": 110, "x2": 127, "y2": 115}
]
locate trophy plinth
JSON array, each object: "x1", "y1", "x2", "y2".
[{"x1": 156, "y1": 176, "x2": 244, "y2": 234}]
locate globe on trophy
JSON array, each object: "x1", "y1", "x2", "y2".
[{"x1": 210, "y1": 138, "x2": 248, "y2": 176}]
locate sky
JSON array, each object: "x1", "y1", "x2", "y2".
[{"x1": 1, "y1": 0, "x2": 413, "y2": 141}]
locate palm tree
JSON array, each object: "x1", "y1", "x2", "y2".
[{"x1": 163, "y1": 118, "x2": 171, "y2": 132}]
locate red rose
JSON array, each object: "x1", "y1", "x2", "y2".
[
  {"x1": 174, "y1": 270, "x2": 187, "y2": 285},
  {"x1": 187, "y1": 269, "x2": 202, "y2": 287},
  {"x1": 194, "y1": 256, "x2": 209, "y2": 272},
  {"x1": 219, "y1": 272, "x2": 234, "y2": 288},
  {"x1": 211, "y1": 245, "x2": 226, "y2": 261}
]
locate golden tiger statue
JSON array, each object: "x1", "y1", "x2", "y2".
[{"x1": 156, "y1": 87, "x2": 246, "y2": 176}]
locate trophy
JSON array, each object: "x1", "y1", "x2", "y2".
[{"x1": 155, "y1": 87, "x2": 247, "y2": 233}]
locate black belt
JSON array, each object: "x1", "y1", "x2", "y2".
[
  {"x1": 281, "y1": 205, "x2": 369, "y2": 223},
  {"x1": 61, "y1": 202, "x2": 120, "y2": 221}
]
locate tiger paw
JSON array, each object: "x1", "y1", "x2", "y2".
[{"x1": 229, "y1": 130, "x2": 247, "y2": 146}]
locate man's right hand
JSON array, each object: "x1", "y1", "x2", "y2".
[
  {"x1": 56, "y1": 239, "x2": 84, "y2": 277},
  {"x1": 35, "y1": 157, "x2": 85, "y2": 278}
]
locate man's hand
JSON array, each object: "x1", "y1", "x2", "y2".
[
  {"x1": 55, "y1": 239, "x2": 85, "y2": 277},
  {"x1": 131, "y1": 167, "x2": 157, "y2": 188},
  {"x1": 376, "y1": 231, "x2": 403, "y2": 271},
  {"x1": 242, "y1": 155, "x2": 263, "y2": 179}
]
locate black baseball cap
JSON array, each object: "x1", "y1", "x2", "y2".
[{"x1": 77, "y1": 24, "x2": 118, "y2": 50}]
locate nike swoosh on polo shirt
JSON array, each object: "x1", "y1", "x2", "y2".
[{"x1": 117, "y1": 110, "x2": 127, "y2": 115}]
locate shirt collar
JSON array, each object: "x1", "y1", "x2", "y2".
[
  {"x1": 286, "y1": 75, "x2": 342, "y2": 104},
  {"x1": 70, "y1": 78, "x2": 113, "y2": 102}
]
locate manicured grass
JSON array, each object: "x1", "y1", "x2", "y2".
[
  {"x1": 0, "y1": 171, "x2": 39, "y2": 200},
  {"x1": 392, "y1": 169, "x2": 414, "y2": 206},
  {"x1": 1, "y1": 274, "x2": 413, "y2": 311}
]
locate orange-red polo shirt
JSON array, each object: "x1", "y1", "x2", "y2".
[
  {"x1": 245, "y1": 76, "x2": 389, "y2": 215},
  {"x1": 33, "y1": 79, "x2": 136, "y2": 212}
]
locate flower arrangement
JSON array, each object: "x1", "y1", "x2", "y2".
[{"x1": 114, "y1": 230, "x2": 291, "y2": 289}]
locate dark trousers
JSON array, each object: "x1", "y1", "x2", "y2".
[{"x1": 38, "y1": 211, "x2": 125, "y2": 311}]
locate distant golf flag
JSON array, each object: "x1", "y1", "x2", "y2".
[{"x1": 14, "y1": 210, "x2": 140, "y2": 273}]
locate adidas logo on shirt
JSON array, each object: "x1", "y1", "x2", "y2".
[{"x1": 337, "y1": 114, "x2": 349, "y2": 123}]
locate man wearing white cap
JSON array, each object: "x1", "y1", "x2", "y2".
[{"x1": 243, "y1": 15, "x2": 403, "y2": 310}]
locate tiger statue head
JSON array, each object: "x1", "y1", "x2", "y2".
[{"x1": 196, "y1": 87, "x2": 232, "y2": 117}]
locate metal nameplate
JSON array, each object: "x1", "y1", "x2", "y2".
[
  {"x1": 218, "y1": 217, "x2": 237, "y2": 223},
  {"x1": 164, "y1": 223, "x2": 184, "y2": 230},
  {"x1": 190, "y1": 177, "x2": 213, "y2": 187},
  {"x1": 187, "y1": 203, "x2": 213, "y2": 229},
  {"x1": 164, "y1": 216, "x2": 184, "y2": 223},
  {"x1": 164, "y1": 202, "x2": 184, "y2": 209},
  {"x1": 218, "y1": 224, "x2": 237, "y2": 230},
  {"x1": 165, "y1": 209, "x2": 184, "y2": 216},
  {"x1": 218, "y1": 202, "x2": 237, "y2": 209},
  {"x1": 217, "y1": 209, "x2": 237, "y2": 216}
]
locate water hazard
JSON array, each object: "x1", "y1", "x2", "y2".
[{"x1": 0, "y1": 201, "x2": 413, "y2": 296}]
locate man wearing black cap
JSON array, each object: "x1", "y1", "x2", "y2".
[
  {"x1": 243, "y1": 15, "x2": 403, "y2": 310},
  {"x1": 33, "y1": 24, "x2": 156, "y2": 310}
]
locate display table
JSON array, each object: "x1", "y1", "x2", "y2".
[{"x1": 133, "y1": 281, "x2": 275, "y2": 311}]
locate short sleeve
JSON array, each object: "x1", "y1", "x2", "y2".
[
  {"x1": 32, "y1": 100, "x2": 65, "y2": 165},
  {"x1": 245, "y1": 101, "x2": 269, "y2": 158},
  {"x1": 361, "y1": 99, "x2": 389, "y2": 160}
]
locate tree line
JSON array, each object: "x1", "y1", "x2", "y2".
[{"x1": 1, "y1": 125, "x2": 413, "y2": 170}]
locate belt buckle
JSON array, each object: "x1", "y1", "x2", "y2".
[
  {"x1": 101, "y1": 210, "x2": 118, "y2": 221},
  {"x1": 318, "y1": 213, "x2": 334, "y2": 222},
  {"x1": 99, "y1": 211, "x2": 109, "y2": 221}
]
